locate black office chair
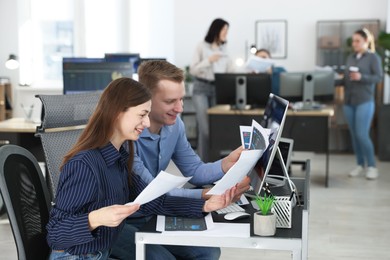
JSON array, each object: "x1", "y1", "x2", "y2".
[
  {"x1": 35, "y1": 92, "x2": 101, "y2": 199},
  {"x1": 0, "y1": 144, "x2": 51, "y2": 260},
  {"x1": 0, "y1": 140, "x2": 10, "y2": 216}
]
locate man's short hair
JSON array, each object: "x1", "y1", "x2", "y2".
[{"x1": 138, "y1": 60, "x2": 184, "y2": 92}]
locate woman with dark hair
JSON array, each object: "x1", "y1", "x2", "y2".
[
  {"x1": 190, "y1": 18, "x2": 234, "y2": 161},
  {"x1": 46, "y1": 78, "x2": 236, "y2": 259},
  {"x1": 343, "y1": 28, "x2": 382, "y2": 179}
]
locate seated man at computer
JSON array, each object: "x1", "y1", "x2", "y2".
[{"x1": 110, "y1": 60, "x2": 250, "y2": 260}]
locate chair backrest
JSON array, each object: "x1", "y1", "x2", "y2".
[
  {"x1": 0, "y1": 144, "x2": 51, "y2": 260},
  {"x1": 35, "y1": 92, "x2": 101, "y2": 198}
]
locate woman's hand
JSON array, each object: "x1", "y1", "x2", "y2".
[
  {"x1": 88, "y1": 204, "x2": 140, "y2": 231},
  {"x1": 203, "y1": 186, "x2": 236, "y2": 212},
  {"x1": 208, "y1": 53, "x2": 221, "y2": 63},
  {"x1": 349, "y1": 72, "x2": 362, "y2": 81}
]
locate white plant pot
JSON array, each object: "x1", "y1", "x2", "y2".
[{"x1": 253, "y1": 212, "x2": 276, "y2": 236}]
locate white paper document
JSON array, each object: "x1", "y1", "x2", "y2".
[
  {"x1": 126, "y1": 171, "x2": 192, "y2": 205},
  {"x1": 245, "y1": 56, "x2": 274, "y2": 73},
  {"x1": 239, "y1": 125, "x2": 252, "y2": 149},
  {"x1": 249, "y1": 119, "x2": 271, "y2": 150},
  {"x1": 207, "y1": 119, "x2": 271, "y2": 196},
  {"x1": 206, "y1": 149, "x2": 263, "y2": 195}
]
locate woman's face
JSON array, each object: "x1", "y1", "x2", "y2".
[
  {"x1": 352, "y1": 33, "x2": 368, "y2": 53},
  {"x1": 218, "y1": 24, "x2": 229, "y2": 43},
  {"x1": 114, "y1": 100, "x2": 152, "y2": 144}
]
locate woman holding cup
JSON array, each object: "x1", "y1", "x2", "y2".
[{"x1": 343, "y1": 28, "x2": 383, "y2": 179}]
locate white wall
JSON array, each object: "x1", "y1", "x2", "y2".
[
  {"x1": 129, "y1": 0, "x2": 175, "y2": 61},
  {"x1": 1, "y1": 0, "x2": 389, "y2": 118},
  {"x1": 173, "y1": 0, "x2": 388, "y2": 72},
  {"x1": 0, "y1": 0, "x2": 19, "y2": 97}
]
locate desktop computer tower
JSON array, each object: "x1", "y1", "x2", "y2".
[
  {"x1": 235, "y1": 75, "x2": 247, "y2": 110},
  {"x1": 378, "y1": 104, "x2": 390, "y2": 161}
]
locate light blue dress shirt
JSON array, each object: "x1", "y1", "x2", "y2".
[{"x1": 133, "y1": 116, "x2": 224, "y2": 199}]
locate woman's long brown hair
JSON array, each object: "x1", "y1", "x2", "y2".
[{"x1": 61, "y1": 77, "x2": 151, "y2": 185}]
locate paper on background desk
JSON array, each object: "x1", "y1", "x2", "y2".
[
  {"x1": 206, "y1": 149, "x2": 263, "y2": 195},
  {"x1": 156, "y1": 214, "x2": 249, "y2": 237},
  {"x1": 126, "y1": 171, "x2": 192, "y2": 205},
  {"x1": 245, "y1": 56, "x2": 274, "y2": 73}
]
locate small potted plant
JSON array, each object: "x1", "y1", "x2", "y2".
[{"x1": 253, "y1": 193, "x2": 276, "y2": 236}]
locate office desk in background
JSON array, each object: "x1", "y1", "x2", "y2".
[
  {"x1": 0, "y1": 118, "x2": 44, "y2": 161},
  {"x1": 135, "y1": 170, "x2": 310, "y2": 260},
  {"x1": 207, "y1": 105, "x2": 334, "y2": 187}
]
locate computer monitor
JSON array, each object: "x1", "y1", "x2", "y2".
[
  {"x1": 104, "y1": 53, "x2": 140, "y2": 72},
  {"x1": 215, "y1": 73, "x2": 272, "y2": 108},
  {"x1": 63, "y1": 57, "x2": 133, "y2": 94},
  {"x1": 247, "y1": 94, "x2": 293, "y2": 196},
  {"x1": 279, "y1": 71, "x2": 335, "y2": 103},
  {"x1": 268, "y1": 138, "x2": 294, "y2": 179}
]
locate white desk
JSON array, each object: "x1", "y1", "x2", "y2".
[{"x1": 135, "y1": 174, "x2": 310, "y2": 260}]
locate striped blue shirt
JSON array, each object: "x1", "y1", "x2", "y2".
[
  {"x1": 133, "y1": 116, "x2": 224, "y2": 199},
  {"x1": 47, "y1": 142, "x2": 205, "y2": 255}
]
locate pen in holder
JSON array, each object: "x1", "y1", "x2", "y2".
[{"x1": 21, "y1": 104, "x2": 34, "y2": 122}]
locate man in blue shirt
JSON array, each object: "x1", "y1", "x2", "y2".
[
  {"x1": 134, "y1": 60, "x2": 248, "y2": 199},
  {"x1": 111, "y1": 61, "x2": 249, "y2": 259}
]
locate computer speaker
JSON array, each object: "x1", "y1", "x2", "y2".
[{"x1": 235, "y1": 75, "x2": 247, "y2": 110}]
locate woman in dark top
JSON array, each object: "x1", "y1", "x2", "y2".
[
  {"x1": 46, "y1": 78, "x2": 236, "y2": 259},
  {"x1": 343, "y1": 28, "x2": 383, "y2": 179}
]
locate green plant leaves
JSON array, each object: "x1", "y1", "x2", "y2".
[{"x1": 255, "y1": 193, "x2": 275, "y2": 216}]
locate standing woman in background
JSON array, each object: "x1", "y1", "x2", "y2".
[
  {"x1": 190, "y1": 18, "x2": 234, "y2": 161},
  {"x1": 343, "y1": 28, "x2": 383, "y2": 179}
]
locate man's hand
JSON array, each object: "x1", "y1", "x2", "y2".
[
  {"x1": 221, "y1": 146, "x2": 244, "y2": 173},
  {"x1": 201, "y1": 187, "x2": 212, "y2": 200},
  {"x1": 232, "y1": 176, "x2": 251, "y2": 202},
  {"x1": 203, "y1": 186, "x2": 236, "y2": 212}
]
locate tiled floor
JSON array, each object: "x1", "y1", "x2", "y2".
[{"x1": 1, "y1": 153, "x2": 389, "y2": 259}]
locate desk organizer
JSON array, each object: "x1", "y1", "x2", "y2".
[{"x1": 274, "y1": 196, "x2": 292, "y2": 228}]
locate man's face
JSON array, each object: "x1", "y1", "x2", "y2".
[{"x1": 149, "y1": 79, "x2": 185, "y2": 132}]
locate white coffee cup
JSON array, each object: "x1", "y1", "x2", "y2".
[{"x1": 349, "y1": 66, "x2": 359, "y2": 72}]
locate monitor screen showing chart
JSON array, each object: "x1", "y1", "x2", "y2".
[
  {"x1": 248, "y1": 93, "x2": 289, "y2": 195},
  {"x1": 63, "y1": 58, "x2": 133, "y2": 94}
]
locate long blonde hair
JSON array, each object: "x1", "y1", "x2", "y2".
[{"x1": 355, "y1": 28, "x2": 376, "y2": 52}]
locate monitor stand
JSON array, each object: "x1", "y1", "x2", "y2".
[
  {"x1": 303, "y1": 73, "x2": 314, "y2": 104},
  {"x1": 260, "y1": 147, "x2": 296, "y2": 206},
  {"x1": 295, "y1": 72, "x2": 326, "y2": 110}
]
